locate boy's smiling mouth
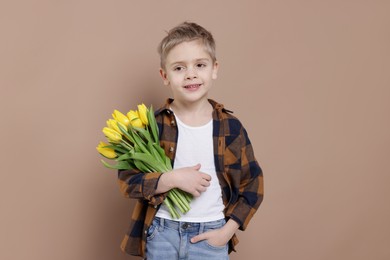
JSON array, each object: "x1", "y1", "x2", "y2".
[{"x1": 184, "y1": 83, "x2": 202, "y2": 90}]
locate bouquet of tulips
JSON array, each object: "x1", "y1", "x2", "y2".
[{"x1": 96, "y1": 104, "x2": 192, "y2": 219}]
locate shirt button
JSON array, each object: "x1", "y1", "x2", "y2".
[
  {"x1": 154, "y1": 205, "x2": 157, "y2": 209},
  {"x1": 170, "y1": 120, "x2": 176, "y2": 126},
  {"x1": 144, "y1": 230, "x2": 147, "y2": 234},
  {"x1": 169, "y1": 147, "x2": 174, "y2": 153}
]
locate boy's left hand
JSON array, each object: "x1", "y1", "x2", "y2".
[{"x1": 190, "y1": 219, "x2": 239, "y2": 247}]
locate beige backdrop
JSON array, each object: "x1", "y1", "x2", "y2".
[{"x1": 1, "y1": 1, "x2": 390, "y2": 259}]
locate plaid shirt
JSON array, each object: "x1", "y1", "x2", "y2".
[{"x1": 117, "y1": 99, "x2": 264, "y2": 257}]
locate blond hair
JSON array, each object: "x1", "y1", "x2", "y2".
[{"x1": 158, "y1": 22, "x2": 216, "y2": 69}]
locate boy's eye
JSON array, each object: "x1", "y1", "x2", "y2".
[
  {"x1": 196, "y1": 63, "x2": 206, "y2": 68},
  {"x1": 174, "y1": 66, "x2": 185, "y2": 71}
]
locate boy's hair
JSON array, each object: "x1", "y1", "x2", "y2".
[{"x1": 158, "y1": 22, "x2": 216, "y2": 69}]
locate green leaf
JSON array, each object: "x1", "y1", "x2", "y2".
[
  {"x1": 117, "y1": 123, "x2": 135, "y2": 144},
  {"x1": 152, "y1": 143, "x2": 166, "y2": 160},
  {"x1": 165, "y1": 156, "x2": 172, "y2": 171},
  {"x1": 147, "y1": 106, "x2": 159, "y2": 143},
  {"x1": 133, "y1": 127, "x2": 152, "y2": 142},
  {"x1": 134, "y1": 144, "x2": 141, "y2": 153},
  {"x1": 101, "y1": 160, "x2": 131, "y2": 170},
  {"x1": 134, "y1": 159, "x2": 153, "y2": 172},
  {"x1": 151, "y1": 143, "x2": 172, "y2": 170},
  {"x1": 130, "y1": 152, "x2": 167, "y2": 172},
  {"x1": 104, "y1": 144, "x2": 128, "y2": 154},
  {"x1": 116, "y1": 153, "x2": 131, "y2": 161},
  {"x1": 131, "y1": 131, "x2": 150, "y2": 155},
  {"x1": 149, "y1": 142, "x2": 165, "y2": 165}
]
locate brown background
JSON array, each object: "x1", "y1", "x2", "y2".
[{"x1": 1, "y1": 1, "x2": 389, "y2": 259}]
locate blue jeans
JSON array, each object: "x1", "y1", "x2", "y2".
[{"x1": 145, "y1": 217, "x2": 229, "y2": 260}]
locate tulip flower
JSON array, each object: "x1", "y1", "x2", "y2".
[
  {"x1": 106, "y1": 119, "x2": 119, "y2": 132},
  {"x1": 127, "y1": 110, "x2": 144, "y2": 128},
  {"x1": 137, "y1": 103, "x2": 149, "y2": 126},
  {"x1": 96, "y1": 142, "x2": 117, "y2": 158},
  {"x1": 112, "y1": 110, "x2": 130, "y2": 126},
  {"x1": 103, "y1": 127, "x2": 122, "y2": 143},
  {"x1": 107, "y1": 119, "x2": 127, "y2": 134}
]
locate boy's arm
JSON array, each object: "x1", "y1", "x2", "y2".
[
  {"x1": 117, "y1": 168, "x2": 167, "y2": 206},
  {"x1": 191, "y1": 124, "x2": 263, "y2": 246},
  {"x1": 226, "y1": 126, "x2": 264, "y2": 231},
  {"x1": 117, "y1": 164, "x2": 212, "y2": 205}
]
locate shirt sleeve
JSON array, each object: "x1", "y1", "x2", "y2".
[
  {"x1": 117, "y1": 168, "x2": 167, "y2": 206},
  {"x1": 226, "y1": 126, "x2": 264, "y2": 230}
]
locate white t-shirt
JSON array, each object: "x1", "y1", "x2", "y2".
[{"x1": 155, "y1": 115, "x2": 225, "y2": 222}]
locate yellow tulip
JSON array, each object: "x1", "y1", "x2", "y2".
[
  {"x1": 96, "y1": 141, "x2": 117, "y2": 158},
  {"x1": 107, "y1": 119, "x2": 127, "y2": 133},
  {"x1": 127, "y1": 110, "x2": 144, "y2": 128},
  {"x1": 103, "y1": 127, "x2": 122, "y2": 143},
  {"x1": 137, "y1": 103, "x2": 149, "y2": 126},
  {"x1": 107, "y1": 119, "x2": 118, "y2": 132},
  {"x1": 112, "y1": 110, "x2": 130, "y2": 126}
]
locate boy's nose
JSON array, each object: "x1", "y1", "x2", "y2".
[{"x1": 185, "y1": 68, "x2": 197, "y2": 79}]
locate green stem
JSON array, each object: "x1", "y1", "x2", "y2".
[
  {"x1": 120, "y1": 140, "x2": 133, "y2": 151},
  {"x1": 182, "y1": 191, "x2": 193, "y2": 203},
  {"x1": 163, "y1": 197, "x2": 180, "y2": 219},
  {"x1": 169, "y1": 189, "x2": 189, "y2": 213},
  {"x1": 167, "y1": 190, "x2": 184, "y2": 213},
  {"x1": 175, "y1": 189, "x2": 190, "y2": 211}
]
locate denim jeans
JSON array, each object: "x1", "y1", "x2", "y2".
[{"x1": 145, "y1": 217, "x2": 229, "y2": 260}]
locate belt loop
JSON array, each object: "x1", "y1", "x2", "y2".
[
  {"x1": 199, "y1": 222, "x2": 205, "y2": 234},
  {"x1": 159, "y1": 217, "x2": 164, "y2": 230}
]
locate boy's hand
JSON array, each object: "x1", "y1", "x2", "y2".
[
  {"x1": 171, "y1": 164, "x2": 211, "y2": 197},
  {"x1": 190, "y1": 219, "x2": 239, "y2": 247},
  {"x1": 157, "y1": 164, "x2": 211, "y2": 197},
  {"x1": 191, "y1": 228, "x2": 228, "y2": 247}
]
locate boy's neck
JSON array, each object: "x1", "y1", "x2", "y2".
[{"x1": 170, "y1": 99, "x2": 213, "y2": 127}]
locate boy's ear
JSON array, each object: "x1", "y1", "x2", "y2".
[
  {"x1": 212, "y1": 61, "x2": 219, "y2": 80},
  {"x1": 159, "y1": 68, "x2": 169, "y2": 86}
]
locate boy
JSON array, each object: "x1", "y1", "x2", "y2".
[{"x1": 118, "y1": 22, "x2": 263, "y2": 259}]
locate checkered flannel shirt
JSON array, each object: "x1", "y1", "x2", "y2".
[{"x1": 117, "y1": 99, "x2": 264, "y2": 257}]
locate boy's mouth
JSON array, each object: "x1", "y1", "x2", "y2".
[{"x1": 183, "y1": 84, "x2": 202, "y2": 90}]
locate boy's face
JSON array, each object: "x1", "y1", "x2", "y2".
[{"x1": 160, "y1": 40, "x2": 218, "y2": 105}]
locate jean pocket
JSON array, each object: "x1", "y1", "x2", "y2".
[
  {"x1": 201, "y1": 219, "x2": 227, "y2": 250},
  {"x1": 204, "y1": 240, "x2": 228, "y2": 250},
  {"x1": 146, "y1": 222, "x2": 159, "y2": 241}
]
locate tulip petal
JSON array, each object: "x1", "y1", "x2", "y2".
[
  {"x1": 138, "y1": 103, "x2": 149, "y2": 125},
  {"x1": 103, "y1": 127, "x2": 122, "y2": 143},
  {"x1": 112, "y1": 110, "x2": 130, "y2": 126}
]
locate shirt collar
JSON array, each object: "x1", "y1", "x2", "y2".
[{"x1": 155, "y1": 98, "x2": 231, "y2": 116}]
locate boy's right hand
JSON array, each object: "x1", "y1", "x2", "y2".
[
  {"x1": 157, "y1": 164, "x2": 211, "y2": 197},
  {"x1": 171, "y1": 164, "x2": 211, "y2": 197}
]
